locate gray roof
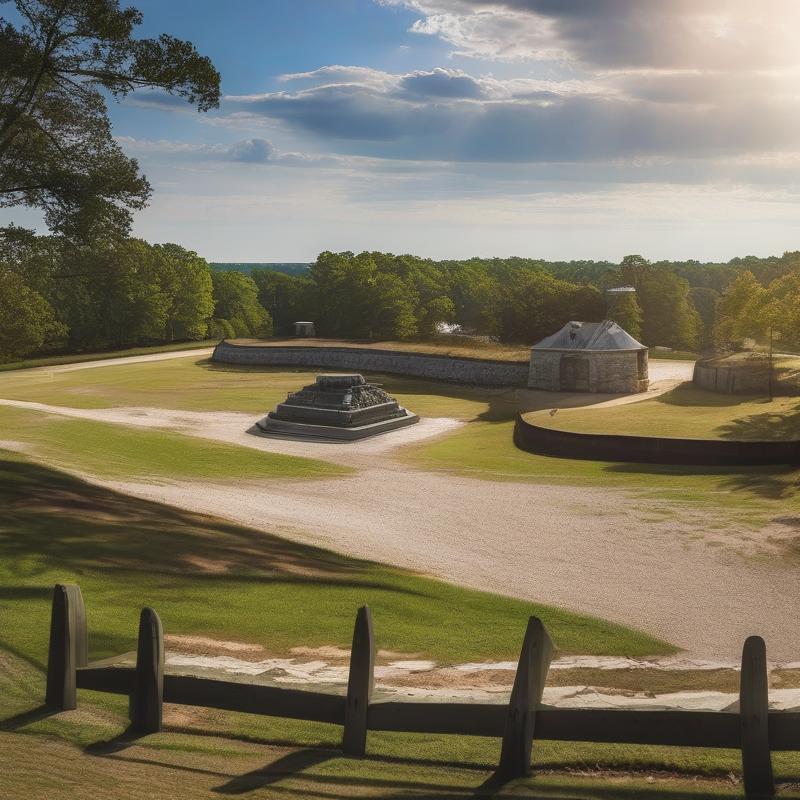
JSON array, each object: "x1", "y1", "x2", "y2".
[{"x1": 531, "y1": 320, "x2": 646, "y2": 351}]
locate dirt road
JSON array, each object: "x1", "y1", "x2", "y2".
[{"x1": 8, "y1": 351, "x2": 795, "y2": 660}]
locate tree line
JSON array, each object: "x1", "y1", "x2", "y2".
[
  {"x1": 7, "y1": 240, "x2": 800, "y2": 363},
  {"x1": 0, "y1": 228, "x2": 270, "y2": 361}
]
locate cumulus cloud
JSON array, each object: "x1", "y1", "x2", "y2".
[
  {"x1": 383, "y1": 0, "x2": 800, "y2": 69},
  {"x1": 224, "y1": 68, "x2": 800, "y2": 165}
]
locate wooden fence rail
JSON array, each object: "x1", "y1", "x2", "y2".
[{"x1": 45, "y1": 583, "x2": 793, "y2": 797}]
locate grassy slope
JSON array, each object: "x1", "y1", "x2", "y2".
[
  {"x1": 528, "y1": 384, "x2": 800, "y2": 441},
  {"x1": 0, "y1": 406, "x2": 349, "y2": 480},
  {"x1": 2, "y1": 357, "x2": 797, "y2": 516},
  {"x1": 231, "y1": 336, "x2": 532, "y2": 361},
  {"x1": 0, "y1": 454, "x2": 668, "y2": 668},
  {"x1": 0, "y1": 355, "x2": 516, "y2": 417},
  {"x1": 0, "y1": 339, "x2": 217, "y2": 373}
]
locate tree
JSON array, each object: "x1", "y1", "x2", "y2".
[
  {"x1": 689, "y1": 286, "x2": 720, "y2": 350},
  {"x1": 714, "y1": 271, "x2": 765, "y2": 346},
  {"x1": 0, "y1": 266, "x2": 65, "y2": 360},
  {"x1": 0, "y1": 0, "x2": 220, "y2": 239},
  {"x1": 212, "y1": 270, "x2": 272, "y2": 338},
  {"x1": 607, "y1": 292, "x2": 643, "y2": 340},
  {"x1": 155, "y1": 244, "x2": 213, "y2": 340}
]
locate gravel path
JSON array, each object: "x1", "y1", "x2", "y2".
[{"x1": 8, "y1": 350, "x2": 797, "y2": 660}]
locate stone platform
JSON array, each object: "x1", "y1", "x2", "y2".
[{"x1": 256, "y1": 374, "x2": 418, "y2": 440}]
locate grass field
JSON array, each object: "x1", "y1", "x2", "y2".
[
  {"x1": 5, "y1": 456, "x2": 800, "y2": 798},
  {"x1": 527, "y1": 383, "x2": 800, "y2": 441},
  {"x1": 231, "y1": 336, "x2": 532, "y2": 361},
  {"x1": 0, "y1": 405, "x2": 349, "y2": 481},
  {"x1": 0, "y1": 340, "x2": 216, "y2": 373},
  {"x1": 3, "y1": 356, "x2": 798, "y2": 517},
  {"x1": 0, "y1": 356, "x2": 516, "y2": 418}
]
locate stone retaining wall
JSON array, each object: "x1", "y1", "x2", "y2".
[
  {"x1": 513, "y1": 413, "x2": 800, "y2": 466},
  {"x1": 693, "y1": 361, "x2": 769, "y2": 394},
  {"x1": 212, "y1": 340, "x2": 529, "y2": 386}
]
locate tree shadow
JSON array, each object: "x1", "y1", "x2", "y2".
[
  {"x1": 715, "y1": 402, "x2": 800, "y2": 441},
  {"x1": 213, "y1": 748, "x2": 336, "y2": 794},
  {"x1": 0, "y1": 453, "x2": 418, "y2": 588}
]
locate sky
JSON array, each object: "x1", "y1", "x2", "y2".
[{"x1": 10, "y1": 0, "x2": 800, "y2": 262}]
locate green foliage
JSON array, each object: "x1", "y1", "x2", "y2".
[
  {"x1": 713, "y1": 271, "x2": 767, "y2": 346},
  {"x1": 211, "y1": 270, "x2": 272, "y2": 337},
  {"x1": 0, "y1": 229, "x2": 221, "y2": 351},
  {"x1": 619, "y1": 256, "x2": 700, "y2": 349},
  {"x1": 0, "y1": 267, "x2": 65, "y2": 361},
  {"x1": 608, "y1": 292, "x2": 643, "y2": 340},
  {"x1": 0, "y1": 0, "x2": 220, "y2": 239}
]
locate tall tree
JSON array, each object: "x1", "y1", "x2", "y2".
[
  {"x1": 212, "y1": 270, "x2": 272, "y2": 338},
  {"x1": 0, "y1": 265, "x2": 65, "y2": 360},
  {"x1": 0, "y1": 0, "x2": 220, "y2": 239},
  {"x1": 607, "y1": 291, "x2": 643, "y2": 340}
]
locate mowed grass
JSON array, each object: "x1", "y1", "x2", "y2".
[
  {"x1": 0, "y1": 406, "x2": 349, "y2": 480},
  {"x1": 0, "y1": 454, "x2": 669, "y2": 670},
  {"x1": 5, "y1": 458, "x2": 800, "y2": 797},
  {"x1": 402, "y1": 418, "x2": 800, "y2": 516},
  {"x1": 528, "y1": 383, "x2": 800, "y2": 441},
  {"x1": 0, "y1": 355, "x2": 517, "y2": 418},
  {"x1": 0, "y1": 339, "x2": 217, "y2": 373}
]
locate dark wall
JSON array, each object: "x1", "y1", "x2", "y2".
[{"x1": 513, "y1": 414, "x2": 800, "y2": 466}]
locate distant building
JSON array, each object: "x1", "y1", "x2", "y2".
[
  {"x1": 528, "y1": 320, "x2": 649, "y2": 393},
  {"x1": 294, "y1": 321, "x2": 316, "y2": 337}
]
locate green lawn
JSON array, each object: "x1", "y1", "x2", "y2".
[
  {"x1": 0, "y1": 405, "x2": 350, "y2": 481},
  {"x1": 528, "y1": 383, "x2": 800, "y2": 441},
  {"x1": 4, "y1": 456, "x2": 800, "y2": 797},
  {"x1": 0, "y1": 339, "x2": 217, "y2": 373},
  {"x1": 0, "y1": 453, "x2": 669, "y2": 669},
  {"x1": 0, "y1": 355, "x2": 518, "y2": 418}
]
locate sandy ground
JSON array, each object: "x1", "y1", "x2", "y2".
[{"x1": 7, "y1": 351, "x2": 799, "y2": 661}]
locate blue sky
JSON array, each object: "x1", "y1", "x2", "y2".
[{"x1": 8, "y1": 0, "x2": 800, "y2": 262}]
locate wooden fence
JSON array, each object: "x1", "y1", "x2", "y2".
[{"x1": 45, "y1": 583, "x2": 797, "y2": 798}]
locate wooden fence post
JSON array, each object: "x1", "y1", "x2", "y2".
[
  {"x1": 496, "y1": 616, "x2": 553, "y2": 780},
  {"x1": 740, "y1": 635, "x2": 774, "y2": 799},
  {"x1": 45, "y1": 584, "x2": 87, "y2": 710},
  {"x1": 130, "y1": 607, "x2": 164, "y2": 734},
  {"x1": 342, "y1": 606, "x2": 374, "y2": 756}
]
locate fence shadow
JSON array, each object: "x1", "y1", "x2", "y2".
[{"x1": 213, "y1": 748, "x2": 336, "y2": 794}]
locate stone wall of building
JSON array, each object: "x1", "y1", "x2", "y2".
[
  {"x1": 213, "y1": 341, "x2": 529, "y2": 386},
  {"x1": 528, "y1": 350, "x2": 647, "y2": 393}
]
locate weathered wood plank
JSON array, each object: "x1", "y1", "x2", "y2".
[
  {"x1": 129, "y1": 608, "x2": 164, "y2": 734},
  {"x1": 496, "y1": 616, "x2": 553, "y2": 779},
  {"x1": 535, "y1": 709, "x2": 741, "y2": 748},
  {"x1": 162, "y1": 675, "x2": 346, "y2": 723},
  {"x1": 342, "y1": 606, "x2": 375, "y2": 756},
  {"x1": 45, "y1": 584, "x2": 86, "y2": 710},
  {"x1": 76, "y1": 665, "x2": 135, "y2": 694},
  {"x1": 740, "y1": 636, "x2": 774, "y2": 798},
  {"x1": 369, "y1": 700, "x2": 506, "y2": 736}
]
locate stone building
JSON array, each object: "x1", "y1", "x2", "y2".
[{"x1": 528, "y1": 320, "x2": 649, "y2": 393}]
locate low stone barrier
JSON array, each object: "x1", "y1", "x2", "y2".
[
  {"x1": 212, "y1": 340, "x2": 529, "y2": 387},
  {"x1": 513, "y1": 413, "x2": 800, "y2": 466}
]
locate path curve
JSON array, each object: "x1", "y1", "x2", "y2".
[{"x1": 8, "y1": 351, "x2": 791, "y2": 660}]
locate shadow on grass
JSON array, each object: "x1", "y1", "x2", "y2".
[
  {"x1": 0, "y1": 704, "x2": 55, "y2": 731},
  {"x1": 0, "y1": 453, "x2": 413, "y2": 589},
  {"x1": 213, "y1": 748, "x2": 336, "y2": 794},
  {"x1": 716, "y1": 403, "x2": 800, "y2": 442}
]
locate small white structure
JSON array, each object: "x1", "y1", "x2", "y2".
[
  {"x1": 294, "y1": 321, "x2": 316, "y2": 337},
  {"x1": 529, "y1": 320, "x2": 648, "y2": 393}
]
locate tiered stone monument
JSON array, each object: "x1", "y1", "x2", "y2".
[{"x1": 257, "y1": 374, "x2": 418, "y2": 440}]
